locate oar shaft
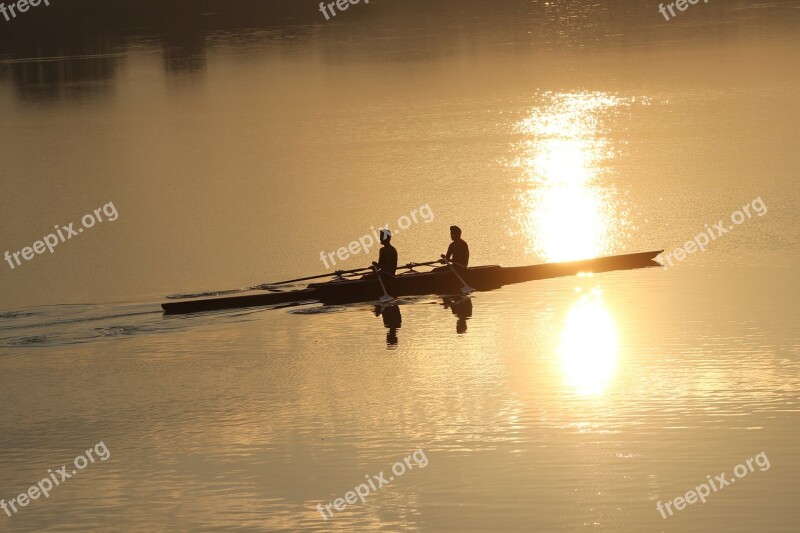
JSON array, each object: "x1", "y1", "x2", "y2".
[
  {"x1": 169, "y1": 259, "x2": 444, "y2": 300},
  {"x1": 441, "y1": 256, "x2": 474, "y2": 294},
  {"x1": 265, "y1": 266, "x2": 373, "y2": 286},
  {"x1": 372, "y1": 265, "x2": 394, "y2": 302},
  {"x1": 441, "y1": 256, "x2": 467, "y2": 284},
  {"x1": 268, "y1": 259, "x2": 440, "y2": 286}
]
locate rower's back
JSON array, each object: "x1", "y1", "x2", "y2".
[
  {"x1": 446, "y1": 226, "x2": 469, "y2": 268},
  {"x1": 378, "y1": 229, "x2": 398, "y2": 275},
  {"x1": 379, "y1": 241, "x2": 398, "y2": 275}
]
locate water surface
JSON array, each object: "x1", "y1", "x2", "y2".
[{"x1": 1, "y1": 1, "x2": 799, "y2": 531}]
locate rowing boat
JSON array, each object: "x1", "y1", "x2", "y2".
[{"x1": 161, "y1": 250, "x2": 662, "y2": 315}]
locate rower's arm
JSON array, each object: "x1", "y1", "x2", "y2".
[
  {"x1": 444, "y1": 242, "x2": 455, "y2": 261},
  {"x1": 375, "y1": 248, "x2": 386, "y2": 270}
]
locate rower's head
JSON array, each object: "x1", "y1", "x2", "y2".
[
  {"x1": 380, "y1": 229, "x2": 392, "y2": 244},
  {"x1": 450, "y1": 225, "x2": 462, "y2": 241}
]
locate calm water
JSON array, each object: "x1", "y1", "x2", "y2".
[{"x1": 1, "y1": 0, "x2": 799, "y2": 531}]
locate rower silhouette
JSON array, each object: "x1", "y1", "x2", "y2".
[
  {"x1": 435, "y1": 225, "x2": 470, "y2": 272},
  {"x1": 444, "y1": 225, "x2": 469, "y2": 267},
  {"x1": 369, "y1": 229, "x2": 397, "y2": 275},
  {"x1": 377, "y1": 229, "x2": 398, "y2": 275},
  {"x1": 364, "y1": 229, "x2": 398, "y2": 281}
]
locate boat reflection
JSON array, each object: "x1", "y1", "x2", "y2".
[
  {"x1": 374, "y1": 304, "x2": 402, "y2": 347},
  {"x1": 372, "y1": 297, "x2": 472, "y2": 345},
  {"x1": 442, "y1": 296, "x2": 473, "y2": 334},
  {"x1": 512, "y1": 92, "x2": 640, "y2": 262},
  {"x1": 559, "y1": 290, "x2": 618, "y2": 395}
]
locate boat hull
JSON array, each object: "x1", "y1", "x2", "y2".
[{"x1": 161, "y1": 250, "x2": 662, "y2": 314}]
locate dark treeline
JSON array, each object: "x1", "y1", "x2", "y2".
[
  {"x1": 2, "y1": 0, "x2": 794, "y2": 54},
  {"x1": 0, "y1": 0, "x2": 318, "y2": 50},
  {"x1": 0, "y1": 0, "x2": 795, "y2": 102},
  {"x1": 0, "y1": 0, "x2": 325, "y2": 100}
]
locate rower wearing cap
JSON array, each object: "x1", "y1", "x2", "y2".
[
  {"x1": 373, "y1": 229, "x2": 398, "y2": 276},
  {"x1": 443, "y1": 225, "x2": 469, "y2": 268}
]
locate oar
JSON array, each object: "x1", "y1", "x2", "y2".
[
  {"x1": 263, "y1": 260, "x2": 440, "y2": 286},
  {"x1": 372, "y1": 265, "x2": 395, "y2": 304},
  {"x1": 253, "y1": 265, "x2": 374, "y2": 290},
  {"x1": 168, "y1": 260, "x2": 443, "y2": 300},
  {"x1": 170, "y1": 265, "x2": 376, "y2": 299},
  {"x1": 250, "y1": 260, "x2": 443, "y2": 290},
  {"x1": 440, "y1": 255, "x2": 475, "y2": 295}
]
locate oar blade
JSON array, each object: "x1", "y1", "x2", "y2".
[{"x1": 379, "y1": 294, "x2": 395, "y2": 304}]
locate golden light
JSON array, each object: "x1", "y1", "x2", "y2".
[
  {"x1": 512, "y1": 92, "x2": 639, "y2": 262},
  {"x1": 559, "y1": 290, "x2": 618, "y2": 396}
]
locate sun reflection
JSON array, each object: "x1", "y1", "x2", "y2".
[
  {"x1": 559, "y1": 290, "x2": 618, "y2": 396},
  {"x1": 512, "y1": 92, "x2": 642, "y2": 262}
]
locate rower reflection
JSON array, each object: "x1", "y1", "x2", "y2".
[
  {"x1": 442, "y1": 296, "x2": 473, "y2": 334},
  {"x1": 374, "y1": 304, "x2": 402, "y2": 347}
]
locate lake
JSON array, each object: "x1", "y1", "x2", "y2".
[{"x1": 1, "y1": 0, "x2": 799, "y2": 531}]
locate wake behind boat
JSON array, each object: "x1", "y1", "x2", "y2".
[{"x1": 161, "y1": 250, "x2": 663, "y2": 315}]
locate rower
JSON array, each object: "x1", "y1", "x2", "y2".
[
  {"x1": 442, "y1": 225, "x2": 469, "y2": 268},
  {"x1": 373, "y1": 229, "x2": 398, "y2": 276}
]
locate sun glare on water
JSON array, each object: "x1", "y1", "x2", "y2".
[
  {"x1": 512, "y1": 92, "x2": 641, "y2": 262},
  {"x1": 559, "y1": 290, "x2": 619, "y2": 396}
]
